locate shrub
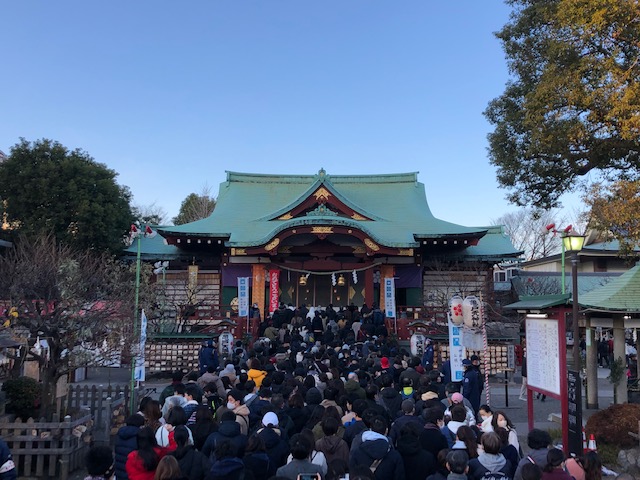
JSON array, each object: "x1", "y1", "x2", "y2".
[
  {"x1": 2, "y1": 377, "x2": 41, "y2": 420},
  {"x1": 585, "y1": 403, "x2": 640, "y2": 449}
]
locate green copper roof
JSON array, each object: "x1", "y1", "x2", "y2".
[
  {"x1": 159, "y1": 171, "x2": 491, "y2": 248},
  {"x1": 579, "y1": 262, "x2": 640, "y2": 312},
  {"x1": 459, "y1": 226, "x2": 523, "y2": 259},
  {"x1": 504, "y1": 294, "x2": 571, "y2": 310},
  {"x1": 122, "y1": 226, "x2": 183, "y2": 259}
]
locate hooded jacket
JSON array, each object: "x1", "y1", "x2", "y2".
[
  {"x1": 201, "y1": 421, "x2": 248, "y2": 460},
  {"x1": 257, "y1": 427, "x2": 289, "y2": 476},
  {"x1": 514, "y1": 448, "x2": 549, "y2": 480},
  {"x1": 350, "y1": 431, "x2": 405, "y2": 480},
  {"x1": 377, "y1": 387, "x2": 403, "y2": 420},
  {"x1": 206, "y1": 457, "x2": 251, "y2": 480},
  {"x1": 114, "y1": 425, "x2": 139, "y2": 480},
  {"x1": 316, "y1": 434, "x2": 349, "y2": 465},
  {"x1": 468, "y1": 452, "x2": 511, "y2": 480},
  {"x1": 396, "y1": 433, "x2": 437, "y2": 480},
  {"x1": 170, "y1": 446, "x2": 211, "y2": 480},
  {"x1": 247, "y1": 368, "x2": 267, "y2": 389},
  {"x1": 233, "y1": 404, "x2": 251, "y2": 436},
  {"x1": 419, "y1": 423, "x2": 449, "y2": 459},
  {"x1": 243, "y1": 451, "x2": 271, "y2": 480},
  {"x1": 344, "y1": 379, "x2": 366, "y2": 400}
]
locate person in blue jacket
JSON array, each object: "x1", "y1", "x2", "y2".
[
  {"x1": 0, "y1": 437, "x2": 16, "y2": 480},
  {"x1": 199, "y1": 340, "x2": 219, "y2": 375},
  {"x1": 114, "y1": 414, "x2": 144, "y2": 480},
  {"x1": 462, "y1": 359, "x2": 482, "y2": 414},
  {"x1": 421, "y1": 338, "x2": 435, "y2": 371}
]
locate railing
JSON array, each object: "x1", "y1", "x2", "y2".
[{"x1": 0, "y1": 413, "x2": 92, "y2": 480}]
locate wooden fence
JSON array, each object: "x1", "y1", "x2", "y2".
[
  {"x1": 0, "y1": 384, "x2": 142, "y2": 479},
  {"x1": 0, "y1": 413, "x2": 92, "y2": 480}
]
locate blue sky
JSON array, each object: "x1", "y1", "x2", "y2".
[{"x1": 0, "y1": 2, "x2": 579, "y2": 227}]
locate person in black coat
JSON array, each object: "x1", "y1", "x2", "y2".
[
  {"x1": 202, "y1": 411, "x2": 248, "y2": 460},
  {"x1": 377, "y1": 374, "x2": 402, "y2": 421},
  {"x1": 199, "y1": 340, "x2": 218, "y2": 375},
  {"x1": 397, "y1": 422, "x2": 437, "y2": 480},
  {"x1": 462, "y1": 359, "x2": 482, "y2": 414},
  {"x1": 256, "y1": 412, "x2": 289, "y2": 477},
  {"x1": 170, "y1": 426, "x2": 211, "y2": 480},
  {"x1": 419, "y1": 407, "x2": 449, "y2": 459},
  {"x1": 114, "y1": 414, "x2": 144, "y2": 480},
  {"x1": 243, "y1": 434, "x2": 271, "y2": 480},
  {"x1": 350, "y1": 415, "x2": 405, "y2": 480}
]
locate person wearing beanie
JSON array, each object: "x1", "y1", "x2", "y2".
[
  {"x1": 444, "y1": 393, "x2": 476, "y2": 427},
  {"x1": 114, "y1": 414, "x2": 145, "y2": 480},
  {"x1": 220, "y1": 364, "x2": 237, "y2": 386},
  {"x1": 389, "y1": 399, "x2": 425, "y2": 445},
  {"x1": 257, "y1": 411, "x2": 289, "y2": 476}
]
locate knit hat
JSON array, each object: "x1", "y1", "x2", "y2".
[
  {"x1": 451, "y1": 392, "x2": 464, "y2": 404},
  {"x1": 262, "y1": 412, "x2": 279, "y2": 427},
  {"x1": 380, "y1": 357, "x2": 390, "y2": 369},
  {"x1": 222, "y1": 364, "x2": 235, "y2": 375},
  {"x1": 228, "y1": 389, "x2": 244, "y2": 402}
]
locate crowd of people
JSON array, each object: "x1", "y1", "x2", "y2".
[{"x1": 77, "y1": 302, "x2": 618, "y2": 480}]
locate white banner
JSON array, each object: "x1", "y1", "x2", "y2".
[
  {"x1": 448, "y1": 317, "x2": 465, "y2": 382},
  {"x1": 238, "y1": 277, "x2": 249, "y2": 317},
  {"x1": 384, "y1": 277, "x2": 396, "y2": 318},
  {"x1": 134, "y1": 309, "x2": 147, "y2": 382}
]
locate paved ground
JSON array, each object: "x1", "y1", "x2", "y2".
[{"x1": 68, "y1": 364, "x2": 619, "y2": 479}]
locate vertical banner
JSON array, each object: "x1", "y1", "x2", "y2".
[
  {"x1": 384, "y1": 277, "x2": 396, "y2": 318},
  {"x1": 269, "y1": 269, "x2": 280, "y2": 314},
  {"x1": 449, "y1": 317, "x2": 465, "y2": 382},
  {"x1": 238, "y1": 277, "x2": 249, "y2": 317},
  {"x1": 134, "y1": 309, "x2": 147, "y2": 382}
]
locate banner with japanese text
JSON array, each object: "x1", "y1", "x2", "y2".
[
  {"x1": 384, "y1": 277, "x2": 396, "y2": 318},
  {"x1": 238, "y1": 277, "x2": 249, "y2": 317},
  {"x1": 134, "y1": 309, "x2": 148, "y2": 382},
  {"x1": 448, "y1": 317, "x2": 465, "y2": 382},
  {"x1": 269, "y1": 269, "x2": 280, "y2": 314}
]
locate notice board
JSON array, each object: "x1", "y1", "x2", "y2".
[{"x1": 526, "y1": 317, "x2": 561, "y2": 395}]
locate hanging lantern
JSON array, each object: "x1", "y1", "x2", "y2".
[
  {"x1": 337, "y1": 274, "x2": 346, "y2": 287},
  {"x1": 218, "y1": 331, "x2": 234, "y2": 356},
  {"x1": 462, "y1": 295, "x2": 481, "y2": 328},
  {"x1": 299, "y1": 274, "x2": 307, "y2": 286},
  {"x1": 449, "y1": 295, "x2": 464, "y2": 326}
]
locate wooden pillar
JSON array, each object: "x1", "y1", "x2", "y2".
[
  {"x1": 379, "y1": 265, "x2": 394, "y2": 311},
  {"x1": 251, "y1": 265, "x2": 266, "y2": 317},
  {"x1": 365, "y1": 269, "x2": 375, "y2": 306},
  {"x1": 613, "y1": 314, "x2": 628, "y2": 404}
]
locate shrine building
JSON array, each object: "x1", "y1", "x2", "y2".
[{"x1": 130, "y1": 169, "x2": 521, "y2": 337}]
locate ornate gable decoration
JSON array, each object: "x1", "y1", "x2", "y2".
[{"x1": 276, "y1": 184, "x2": 374, "y2": 222}]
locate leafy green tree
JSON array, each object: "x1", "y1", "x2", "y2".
[
  {"x1": 0, "y1": 138, "x2": 133, "y2": 251},
  {"x1": 485, "y1": 0, "x2": 640, "y2": 210},
  {"x1": 585, "y1": 180, "x2": 640, "y2": 257},
  {"x1": 172, "y1": 186, "x2": 216, "y2": 225}
]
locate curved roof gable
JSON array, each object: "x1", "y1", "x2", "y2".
[
  {"x1": 579, "y1": 262, "x2": 640, "y2": 312},
  {"x1": 159, "y1": 170, "x2": 489, "y2": 248}
]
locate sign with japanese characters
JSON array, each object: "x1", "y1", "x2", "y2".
[
  {"x1": 526, "y1": 317, "x2": 561, "y2": 395},
  {"x1": 269, "y1": 269, "x2": 280, "y2": 314},
  {"x1": 238, "y1": 277, "x2": 249, "y2": 317},
  {"x1": 384, "y1": 277, "x2": 396, "y2": 318},
  {"x1": 449, "y1": 318, "x2": 465, "y2": 381}
]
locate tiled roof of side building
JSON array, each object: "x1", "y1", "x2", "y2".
[{"x1": 579, "y1": 262, "x2": 640, "y2": 312}]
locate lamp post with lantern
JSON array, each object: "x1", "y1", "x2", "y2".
[{"x1": 562, "y1": 233, "x2": 585, "y2": 368}]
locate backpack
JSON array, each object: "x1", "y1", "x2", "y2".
[{"x1": 207, "y1": 394, "x2": 224, "y2": 415}]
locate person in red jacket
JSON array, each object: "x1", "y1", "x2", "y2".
[{"x1": 126, "y1": 427, "x2": 170, "y2": 480}]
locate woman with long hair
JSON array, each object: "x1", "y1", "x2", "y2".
[
  {"x1": 243, "y1": 434, "x2": 271, "y2": 480},
  {"x1": 143, "y1": 400, "x2": 164, "y2": 433},
  {"x1": 156, "y1": 406, "x2": 194, "y2": 450},
  {"x1": 452, "y1": 425, "x2": 478, "y2": 459},
  {"x1": 153, "y1": 456, "x2": 185, "y2": 480},
  {"x1": 491, "y1": 410, "x2": 520, "y2": 453},
  {"x1": 191, "y1": 405, "x2": 217, "y2": 452},
  {"x1": 565, "y1": 451, "x2": 602, "y2": 480},
  {"x1": 125, "y1": 427, "x2": 168, "y2": 480},
  {"x1": 168, "y1": 426, "x2": 210, "y2": 480}
]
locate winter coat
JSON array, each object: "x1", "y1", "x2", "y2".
[
  {"x1": 170, "y1": 446, "x2": 211, "y2": 480},
  {"x1": 191, "y1": 420, "x2": 217, "y2": 452},
  {"x1": 287, "y1": 406, "x2": 309, "y2": 435},
  {"x1": 343, "y1": 420, "x2": 366, "y2": 448},
  {"x1": 243, "y1": 451, "x2": 271, "y2": 480},
  {"x1": 201, "y1": 421, "x2": 248, "y2": 460},
  {"x1": 199, "y1": 346, "x2": 218, "y2": 374},
  {"x1": 247, "y1": 369, "x2": 267, "y2": 389},
  {"x1": 276, "y1": 459, "x2": 324, "y2": 480},
  {"x1": 233, "y1": 404, "x2": 251, "y2": 436},
  {"x1": 257, "y1": 427, "x2": 289, "y2": 476},
  {"x1": 468, "y1": 452, "x2": 512, "y2": 480},
  {"x1": 344, "y1": 380, "x2": 366, "y2": 400},
  {"x1": 377, "y1": 387, "x2": 403, "y2": 420},
  {"x1": 514, "y1": 448, "x2": 549, "y2": 480},
  {"x1": 0, "y1": 439, "x2": 16, "y2": 480},
  {"x1": 389, "y1": 414, "x2": 425, "y2": 445},
  {"x1": 206, "y1": 457, "x2": 254, "y2": 480},
  {"x1": 463, "y1": 368, "x2": 482, "y2": 414},
  {"x1": 419, "y1": 423, "x2": 449, "y2": 459},
  {"x1": 350, "y1": 431, "x2": 405, "y2": 480},
  {"x1": 125, "y1": 447, "x2": 168, "y2": 480},
  {"x1": 316, "y1": 434, "x2": 349, "y2": 465},
  {"x1": 396, "y1": 433, "x2": 437, "y2": 480},
  {"x1": 114, "y1": 425, "x2": 139, "y2": 480}
]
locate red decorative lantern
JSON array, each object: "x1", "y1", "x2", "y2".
[
  {"x1": 462, "y1": 295, "x2": 481, "y2": 328},
  {"x1": 449, "y1": 295, "x2": 464, "y2": 326}
]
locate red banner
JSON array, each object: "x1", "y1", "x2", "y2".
[{"x1": 269, "y1": 269, "x2": 280, "y2": 314}]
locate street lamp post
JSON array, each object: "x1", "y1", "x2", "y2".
[{"x1": 562, "y1": 234, "x2": 585, "y2": 368}]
